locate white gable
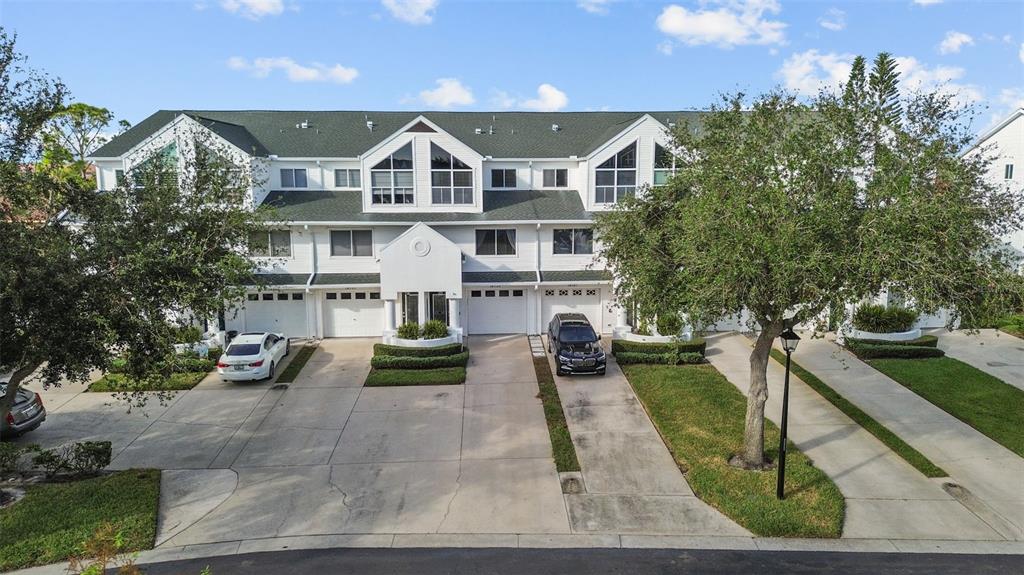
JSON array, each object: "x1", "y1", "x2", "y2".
[{"x1": 379, "y1": 222, "x2": 463, "y2": 300}]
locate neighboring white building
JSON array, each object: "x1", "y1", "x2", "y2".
[
  {"x1": 966, "y1": 108, "x2": 1024, "y2": 257},
  {"x1": 90, "y1": 111, "x2": 694, "y2": 339}
]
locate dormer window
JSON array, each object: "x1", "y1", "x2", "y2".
[
  {"x1": 654, "y1": 144, "x2": 678, "y2": 186},
  {"x1": 371, "y1": 143, "x2": 414, "y2": 204},
  {"x1": 281, "y1": 168, "x2": 307, "y2": 188},
  {"x1": 595, "y1": 142, "x2": 636, "y2": 204},
  {"x1": 430, "y1": 142, "x2": 473, "y2": 204}
]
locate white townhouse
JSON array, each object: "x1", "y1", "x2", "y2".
[
  {"x1": 965, "y1": 107, "x2": 1024, "y2": 258},
  {"x1": 89, "y1": 110, "x2": 696, "y2": 340}
]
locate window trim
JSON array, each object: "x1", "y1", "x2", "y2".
[
  {"x1": 490, "y1": 168, "x2": 517, "y2": 189},
  {"x1": 249, "y1": 229, "x2": 293, "y2": 258},
  {"x1": 371, "y1": 142, "x2": 415, "y2": 205},
  {"x1": 594, "y1": 141, "x2": 637, "y2": 205},
  {"x1": 430, "y1": 142, "x2": 474, "y2": 205},
  {"x1": 333, "y1": 168, "x2": 361, "y2": 189},
  {"x1": 552, "y1": 228, "x2": 594, "y2": 256},
  {"x1": 474, "y1": 228, "x2": 518, "y2": 257},
  {"x1": 280, "y1": 168, "x2": 308, "y2": 189},
  {"x1": 653, "y1": 143, "x2": 679, "y2": 187},
  {"x1": 329, "y1": 229, "x2": 374, "y2": 258},
  {"x1": 542, "y1": 168, "x2": 568, "y2": 188}
]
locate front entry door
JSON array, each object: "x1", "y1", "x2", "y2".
[
  {"x1": 402, "y1": 292, "x2": 419, "y2": 325},
  {"x1": 428, "y1": 292, "x2": 448, "y2": 324}
]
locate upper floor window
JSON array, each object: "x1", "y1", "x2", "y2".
[
  {"x1": 1006, "y1": 164, "x2": 1015, "y2": 180},
  {"x1": 281, "y1": 168, "x2": 307, "y2": 188},
  {"x1": 553, "y1": 228, "x2": 594, "y2": 255},
  {"x1": 475, "y1": 229, "x2": 516, "y2": 256},
  {"x1": 491, "y1": 169, "x2": 516, "y2": 188},
  {"x1": 431, "y1": 143, "x2": 473, "y2": 204},
  {"x1": 334, "y1": 169, "x2": 361, "y2": 188},
  {"x1": 371, "y1": 142, "x2": 414, "y2": 204},
  {"x1": 114, "y1": 169, "x2": 125, "y2": 187},
  {"x1": 543, "y1": 168, "x2": 568, "y2": 188},
  {"x1": 249, "y1": 230, "x2": 291, "y2": 257},
  {"x1": 654, "y1": 144, "x2": 679, "y2": 186},
  {"x1": 595, "y1": 142, "x2": 636, "y2": 204},
  {"x1": 331, "y1": 229, "x2": 373, "y2": 257}
]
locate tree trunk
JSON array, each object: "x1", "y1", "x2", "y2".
[
  {"x1": 0, "y1": 362, "x2": 40, "y2": 432},
  {"x1": 740, "y1": 320, "x2": 784, "y2": 468}
]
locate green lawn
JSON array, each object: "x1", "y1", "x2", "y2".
[
  {"x1": 88, "y1": 372, "x2": 206, "y2": 392},
  {"x1": 770, "y1": 349, "x2": 946, "y2": 478},
  {"x1": 623, "y1": 363, "x2": 844, "y2": 538},
  {"x1": 533, "y1": 357, "x2": 580, "y2": 473},
  {"x1": 274, "y1": 345, "x2": 316, "y2": 383},
  {"x1": 364, "y1": 367, "x2": 466, "y2": 387},
  {"x1": 0, "y1": 469, "x2": 160, "y2": 572},
  {"x1": 867, "y1": 357, "x2": 1024, "y2": 457}
]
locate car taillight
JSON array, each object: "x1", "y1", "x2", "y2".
[
  {"x1": 216, "y1": 361, "x2": 229, "y2": 368},
  {"x1": 34, "y1": 393, "x2": 42, "y2": 407},
  {"x1": 5, "y1": 412, "x2": 13, "y2": 425},
  {"x1": 249, "y1": 360, "x2": 264, "y2": 367}
]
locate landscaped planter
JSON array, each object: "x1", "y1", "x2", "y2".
[
  {"x1": 618, "y1": 331, "x2": 679, "y2": 344},
  {"x1": 384, "y1": 332, "x2": 460, "y2": 348},
  {"x1": 846, "y1": 327, "x2": 922, "y2": 342}
]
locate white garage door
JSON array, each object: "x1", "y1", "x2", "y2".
[
  {"x1": 542, "y1": 288, "x2": 603, "y2": 332},
  {"x1": 467, "y1": 288, "x2": 527, "y2": 334},
  {"x1": 242, "y1": 292, "x2": 308, "y2": 338},
  {"x1": 324, "y1": 290, "x2": 384, "y2": 337}
]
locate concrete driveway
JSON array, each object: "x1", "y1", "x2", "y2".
[{"x1": 928, "y1": 329, "x2": 1024, "y2": 391}]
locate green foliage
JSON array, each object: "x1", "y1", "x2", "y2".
[
  {"x1": 852, "y1": 304, "x2": 918, "y2": 333},
  {"x1": 656, "y1": 313, "x2": 683, "y2": 336},
  {"x1": 396, "y1": 322, "x2": 420, "y2": 340},
  {"x1": 0, "y1": 442, "x2": 39, "y2": 474},
  {"x1": 845, "y1": 342, "x2": 945, "y2": 359},
  {"x1": 532, "y1": 356, "x2": 580, "y2": 472},
  {"x1": 420, "y1": 319, "x2": 449, "y2": 340},
  {"x1": 845, "y1": 334, "x2": 938, "y2": 347},
  {"x1": 611, "y1": 338, "x2": 707, "y2": 356},
  {"x1": 31, "y1": 441, "x2": 112, "y2": 477},
  {"x1": 373, "y1": 343, "x2": 464, "y2": 357},
  {"x1": 615, "y1": 351, "x2": 706, "y2": 365},
  {"x1": 88, "y1": 372, "x2": 205, "y2": 392},
  {"x1": 0, "y1": 469, "x2": 160, "y2": 572},
  {"x1": 868, "y1": 52, "x2": 902, "y2": 126},
  {"x1": 370, "y1": 351, "x2": 469, "y2": 369},
  {"x1": 364, "y1": 367, "x2": 466, "y2": 387}
]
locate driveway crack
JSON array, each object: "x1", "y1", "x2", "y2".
[{"x1": 436, "y1": 461, "x2": 463, "y2": 533}]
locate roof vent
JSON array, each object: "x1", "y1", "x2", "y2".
[
  {"x1": 366, "y1": 120, "x2": 375, "y2": 131},
  {"x1": 475, "y1": 128, "x2": 483, "y2": 135},
  {"x1": 551, "y1": 123, "x2": 560, "y2": 132},
  {"x1": 488, "y1": 125, "x2": 494, "y2": 135},
  {"x1": 296, "y1": 120, "x2": 309, "y2": 129}
]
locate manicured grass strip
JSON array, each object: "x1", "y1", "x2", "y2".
[
  {"x1": 769, "y1": 349, "x2": 946, "y2": 478},
  {"x1": 623, "y1": 364, "x2": 844, "y2": 538},
  {"x1": 274, "y1": 345, "x2": 316, "y2": 383},
  {"x1": 88, "y1": 372, "x2": 205, "y2": 392},
  {"x1": 0, "y1": 469, "x2": 160, "y2": 572},
  {"x1": 364, "y1": 367, "x2": 466, "y2": 387},
  {"x1": 999, "y1": 327, "x2": 1023, "y2": 340},
  {"x1": 532, "y1": 356, "x2": 580, "y2": 473},
  {"x1": 866, "y1": 357, "x2": 1024, "y2": 458}
]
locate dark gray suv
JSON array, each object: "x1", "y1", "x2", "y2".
[{"x1": 548, "y1": 313, "x2": 606, "y2": 376}]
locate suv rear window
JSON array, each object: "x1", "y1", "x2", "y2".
[
  {"x1": 558, "y1": 325, "x2": 597, "y2": 343},
  {"x1": 226, "y1": 343, "x2": 261, "y2": 356}
]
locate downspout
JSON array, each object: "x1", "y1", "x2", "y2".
[
  {"x1": 535, "y1": 222, "x2": 542, "y2": 334},
  {"x1": 305, "y1": 224, "x2": 318, "y2": 339},
  {"x1": 528, "y1": 160, "x2": 533, "y2": 189}
]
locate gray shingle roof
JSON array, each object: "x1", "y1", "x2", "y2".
[
  {"x1": 92, "y1": 110, "x2": 702, "y2": 159},
  {"x1": 246, "y1": 273, "x2": 310, "y2": 286},
  {"x1": 312, "y1": 273, "x2": 381, "y2": 285},
  {"x1": 541, "y1": 270, "x2": 612, "y2": 283},
  {"x1": 463, "y1": 271, "x2": 538, "y2": 283},
  {"x1": 262, "y1": 189, "x2": 592, "y2": 222}
]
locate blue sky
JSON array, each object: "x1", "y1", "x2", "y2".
[{"x1": 1, "y1": 0, "x2": 1022, "y2": 132}]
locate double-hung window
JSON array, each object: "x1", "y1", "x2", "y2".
[
  {"x1": 334, "y1": 169, "x2": 361, "y2": 188},
  {"x1": 249, "y1": 230, "x2": 292, "y2": 257},
  {"x1": 280, "y1": 168, "x2": 307, "y2": 188},
  {"x1": 431, "y1": 143, "x2": 473, "y2": 204},
  {"x1": 1006, "y1": 164, "x2": 1015, "y2": 180},
  {"x1": 475, "y1": 229, "x2": 516, "y2": 256},
  {"x1": 595, "y1": 142, "x2": 636, "y2": 204},
  {"x1": 330, "y1": 230, "x2": 373, "y2": 257},
  {"x1": 371, "y1": 143, "x2": 414, "y2": 204},
  {"x1": 542, "y1": 168, "x2": 568, "y2": 188},
  {"x1": 553, "y1": 228, "x2": 594, "y2": 255},
  {"x1": 654, "y1": 144, "x2": 678, "y2": 186},
  {"x1": 491, "y1": 169, "x2": 516, "y2": 188}
]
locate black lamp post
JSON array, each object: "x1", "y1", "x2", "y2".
[{"x1": 776, "y1": 326, "x2": 801, "y2": 500}]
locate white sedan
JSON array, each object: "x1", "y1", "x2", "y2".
[{"x1": 216, "y1": 332, "x2": 290, "y2": 382}]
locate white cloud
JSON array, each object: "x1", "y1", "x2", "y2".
[
  {"x1": 417, "y1": 78, "x2": 475, "y2": 108},
  {"x1": 521, "y1": 84, "x2": 569, "y2": 112},
  {"x1": 817, "y1": 7, "x2": 845, "y2": 31},
  {"x1": 777, "y1": 49, "x2": 855, "y2": 95},
  {"x1": 913, "y1": 0, "x2": 942, "y2": 5},
  {"x1": 657, "y1": 40, "x2": 674, "y2": 55},
  {"x1": 656, "y1": 0, "x2": 786, "y2": 48},
  {"x1": 938, "y1": 31, "x2": 974, "y2": 54},
  {"x1": 894, "y1": 56, "x2": 982, "y2": 106},
  {"x1": 382, "y1": 0, "x2": 438, "y2": 25},
  {"x1": 489, "y1": 90, "x2": 516, "y2": 110},
  {"x1": 220, "y1": 0, "x2": 284, "y2": 19},
  {"x1": 1020, "y1": 42, "x2": 1024, "y2": 63},
  {"x1": 577, "y1": 0, "x2": 612, "y2": 15},
  {"x1": 227, "y1": 57, "x2": 358, "y2": 84}
]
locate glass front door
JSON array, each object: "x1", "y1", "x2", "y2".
[
  {"x1": 428, "y1": 292, "x2": 448, "y2": 324},
  {"x1": 402, "y1": 292, "x2": 419, "y2": 325}
]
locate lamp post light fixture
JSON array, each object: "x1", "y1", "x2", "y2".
[{"x1": 776, "y1": 326, "x2": 801, "y2": 500}]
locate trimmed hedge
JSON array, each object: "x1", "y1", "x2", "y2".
[
  {"x1": 852, "y1": 304, "x2": 918, "y2": 333},
  {"x1": 109, "y1": 356, "x2": 215, "y2": 374},
  {"x1": 846, "y1": 334, "x2": 938, "y2": 348},
  {"x1": 616, "y1": 351, "x2": 706, "y2": 365},
  {"x1": 846, "y1": 342, "x2": 945, "y2": 359},
  {"x1": 371, "y1": 351, "x2": 470, "y2": 369},
  {"x1": 611, "y1": 338, "x2": 707, "y2": 356},
  {"x1": 373, "y1": 343, "x2": 464, "y2": 357}
]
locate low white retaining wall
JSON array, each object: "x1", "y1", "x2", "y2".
[
  {"x1": 847, "y1": 327, "x2": 922, "y2": 342},
  {"x1": 383, "y1": 332, "x2": 460, "y2": 348}
]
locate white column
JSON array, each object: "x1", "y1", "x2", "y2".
[
  {"x1": 384, "y1": 299, "x2": 396, "y2": 331},
  {"x1": 417, "y1": 291, "x2": 427, "y2": 326},
  {"x1": 447, "y1": 298, "x2": 460, "y2": 329}
]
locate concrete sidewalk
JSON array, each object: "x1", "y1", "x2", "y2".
[
  {"x1": 928, "y1": 329, "x2": 1024, "y2": 391},
  {"x1": 705, "y1": 334, "x2": 1004, "y2": 541},
  {"x1": 792, "y1": 337, "x2": 1024, "y2": 541}
]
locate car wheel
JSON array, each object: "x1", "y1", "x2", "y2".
[
  {"x1": 284, "y1": 342, "x2": 290, "y2": 357},
  {"x1": 268, "y1": 361, "x2": 276, "y2": 381},
  {"x1": 597, "y1": 369, "x2": 606, "y2": 376}
]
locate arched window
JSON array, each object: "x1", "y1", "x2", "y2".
[
  {"x1": 595, "y1": 141, "x2": 636, "y2": 204},
  {"x1": 371, "y1": 142, "x2": 414, "y2": 204},
  {"x1": 430, "y1": 143, "x2": 473, "y2": 204},
  {"x1": 654, "y1": 143, "x2": 678, "y2": 186}
]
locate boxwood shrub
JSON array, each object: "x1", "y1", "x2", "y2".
[
  {"x1": 371, "y1": 351, "x2": 470, "y2": 369},
  {"x1": 845, "y1": 334, "x2": 938, "y2": 348},
  {"x1": 421, "y1": 319, "x2": 449, "y2": 340},
  {"x1": 615, "y1": 351, "x2": 706, "y2": 365},
  {"x1": 852, "y1": 304, "x2": 918, "y2": 333},
  {"x1": 396, "y1": 321, "x2": 421, "y2": 340},
  {"x1": 373, "y1": 343, "x2": 464, "y2": 357},
  {"x1": 611, "y1": 338, "x2": 707, "y2": 356},
  {"x1": 846, "y1": 342, "x2": 945, "y2": 359}
]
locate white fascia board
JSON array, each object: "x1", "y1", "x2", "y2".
[
  {"x1": 268, "y1": 157, "x2": 360, "y2": 162},
  {"x1": 359, "y1": 115, "x2": 482, "y2": 161},
  {"x1": 585, "y1": 114, "x2": 667, "y2": 161},
  {"x1": 962, "y1": 108, "x2": 1024, "y2": 157},
  {"x1": 540, "y1": 280, "x2": 612, "y2": 286},
  {"x1": 463, "y1": 281, "x2": 538, "y2": 286},
  {"x1": 312, "y1": 283, "x2": 382, "y2": 289},
  {"x1": 263, "y1": 219, "x2": 595, "y2": 226}
]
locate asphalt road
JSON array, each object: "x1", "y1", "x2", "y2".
[{"x1": 138, "y1": 548, "x2": 1024, "y2": 575}]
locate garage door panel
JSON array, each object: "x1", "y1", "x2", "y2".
[
  {"x1": 241, "y1": 293, "x2": 308, "y2": 338},
  {"x1": 467, "y1": 288, "x2": 527, "y2": 334},
  {"x1": 542, "y1": 288, "x2": 602, "y2": 332},
  {"x1": 323, "y1": 291, "x2": 383, "y2": 337}
]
